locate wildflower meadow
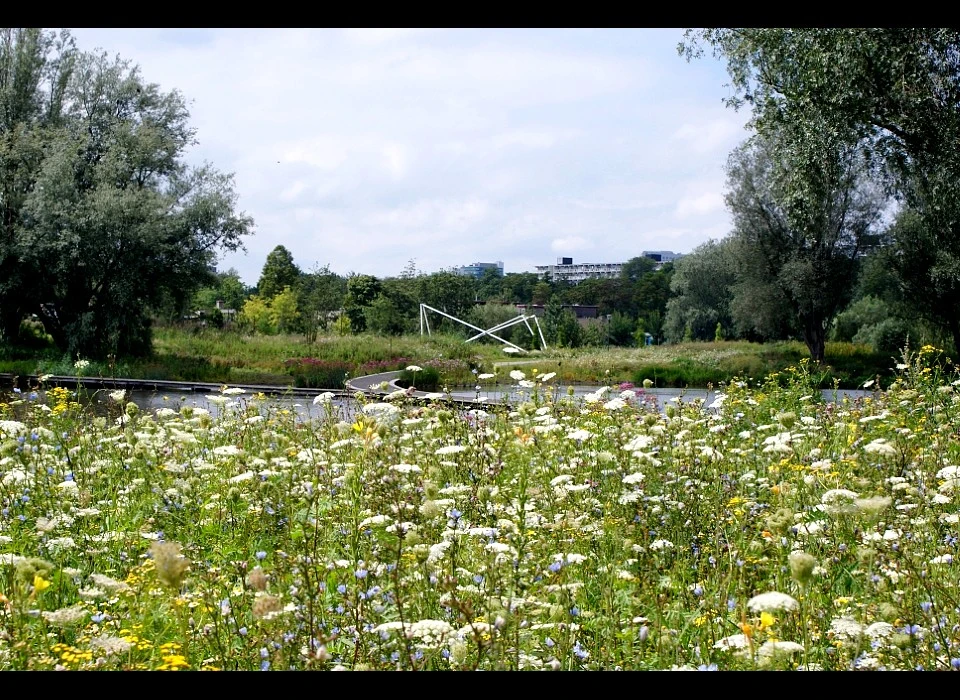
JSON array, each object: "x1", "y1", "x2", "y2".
[{"x1": 1, "y1": 346, "x2": 960, "y2": 670}]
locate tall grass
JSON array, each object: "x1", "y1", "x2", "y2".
[
  {"x1": 0, "y1": 345, "x2": 958, "y2": 670},
  {"x1": 1, "y1": 329, "x2": 895, "y2": 390}
]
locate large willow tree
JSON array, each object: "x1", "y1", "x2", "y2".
[
  {"x1": 682, "y1": 28, "x2": 960, "y2": 352},
  {"x1": 0, "y1": 28, "x2": 252, "y2": 359},
  {"x1": 724, "y1": 125, "x2": 884, "y2": 363}
]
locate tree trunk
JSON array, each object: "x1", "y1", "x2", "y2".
[{"x1": 802, "y1": 315, "x2": 826, "y2": 365}]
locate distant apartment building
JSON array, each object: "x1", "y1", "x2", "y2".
[
  {"x1": 535, "y1": 257, "x2": 622, "y2": 284},
  {"x1": 642, "y1": 250, "x2": 683, "y2": 264},
  {"x1": 455, "y1": 261, "x2": 504, "y2": 279}
]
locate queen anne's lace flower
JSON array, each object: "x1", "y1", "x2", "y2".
[{"x1": 747, "y1": 591, "x2": 799, "y2": 613}]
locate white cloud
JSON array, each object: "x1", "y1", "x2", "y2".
[
  {"x1": 675, "y1": 192, "x2": 725, "y2": 219},
  {"x1": 672, "y1": 118, "x2": 745, "y2": 155},
  {"x1": 280, "y1": 137, "x2": 350, "y2": 170},
  {"x1": 381, "y1": 144, "x2": 410, "y2": 179},
  {"x1": 279, "y1": 181, "x2": 307, "y2": 202},
  {"x1": 551, "y1": 236, "x2": 593, "y2": 253},
  {"x1": 340, "y1": 28, "x2": 435, "y2": 45},
  {"x1": 67, "y1": 27, "x2": 747, "y2": 283}
]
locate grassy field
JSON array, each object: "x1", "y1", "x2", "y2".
[
  {"x1": 495, "y1": 340, "x2": 897, "y2": 390},
  {"x1": 0, "y1": 345, "x2": 958, "y2": 670},
  {"x1": 0, "y1": 326, "x2": 901, "y2": 390}
]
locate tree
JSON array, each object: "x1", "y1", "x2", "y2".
[
  {"x1": 607, "y1": 312, "x2": 636, "y2": 347},
  {"x1": 723, "y1": 128, "x2": 885, "y2": 362},
  {"x1": 682, "y1": 28, "x2": 960, "y2": 351},
  {"x1": 238, "y1": 295, "x2": 274, "y2": 335},
  {"x1": 475, "y1": 267, "x2": 504, "y2": 301},
  {"x1": 414, "y1": 271, "x2": 475, "y2": 329},
  {"x1": 344, "y1": 274, "x2": 382, "y2": 333},
  {"x1": 296, "y1": 263, "x2": 346, "y2": 340},
  {"x1": 543, "y1": 301, "x2": 582, "y2": 348},
  {"x1": 257, "y1": 245, "x2": 300, "y2": 300},
  {"x1": 365, "y1": 294, "x2": 407, "y2": 336},
  {"x1": 633, "y1": 263, "x2": 673, "y2": 343},
  {"x1": 192, "y1": 268, "x2": 250, "y2": 316},
  {"x1": 0, "y1": 30, "x2": 252, "y2": 359},
  {"x1": 664, "y1": 240, "x2": 737, "y2": 343},
  {"x1": 269, "y1": 286, "x2": 300, "y2": 334},
  {"x1": 499, "y1": 272, "x2": 539, "y2": 303},
  {"x1": 620, "y1": 255, "x2": 657, "y2": 282},
  {"x1": 531, "y1": 282, "x2": 552, "y2": 306}
]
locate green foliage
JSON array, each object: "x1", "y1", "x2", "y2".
[
  {"x1": 396, "y1": 365, "x2": 440, "y2": 391},
  {"x1": 193, "y1": 269, "x2": 251, "y2": 317},
  {"x1": 296, "y1": 264, "x2": 346, "y2": 339},
  {"x1": 0, "y1": 31, "x2": 252, "y2": 359},
  {"x1": 853, "y1": 317, "x2": 915, "y2": 356},
  {"x1": 365, "y1": 294, "x2": 408, "y2": 336},
  {"x1": 414, "y1": 272, "x2": 475, "y2": 328},
  {"x1": 284, "y1": 358, "x2": 351, "y2": 389},
  {"x1": 497, "y1": 272, "x2": 539, "y2": 304},
  {"x1": 543, "y1": 303, "x2": 583, "y2": 348},
  {"x1": 620, "y1": 255, "x2": 657, "y2": 282},
  {"x1": 581, "y1": 321, "x2": 608, "y2": 347},
  {"x1": 208, "y1": 308, "x2": 224, "y2": 330},
  {"x1": 607, "y1": 312, "x2": 635, "y2": 347},
  {"x1": 683, "y1": 27, "x2": 960, "y2": 355},
  {"x1": 531, "y1": 282, "x2": 552, "y2": 306},
  {"x1": 257, "y1": 246, "x2": 301, "y2": 300},
  {"x1": 346, "y1": 274, "x2": 382, "y2": 307},
  {"x1": 16, "y1": 318, "x2": 54, "y2": 350},
  {"x1": 832, "y1": 296, "x2": 890, "y2": 343},
  {"x1": 344, "y1": 274, "x2": 383, "y2": 333},
  {"x1": 238, "y1": 296, "x2": 275, "y2": 335},
  {"x1": 723, "y1": 129, "x2": 884, "y2": 362},
  {"x1": 664, "y1": 239, "x2": 736, "y2": 343},
  {"x1": 632, "y1": 362, "x2": 727, "y2": 388},
  {"x1": 466, "y1": 304, "x2": 525, "y2": 346},
  {"x1": 269, "y1": 286, "x2": 301, "y2": 334}
]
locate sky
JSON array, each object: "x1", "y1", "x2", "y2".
[{"x1": 68, "y1": 28, "x2": 750, "y2": 287}]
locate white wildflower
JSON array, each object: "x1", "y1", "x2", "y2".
[
  {"x1": 714, "y1": 634, "x2": 751, "y2": 651},
  {"x1": 757, "y1": 640, "x2": 804, "y2": 666},
  {"x1": 42, "y1": 605, "x2": 87, "y2": 627},
  {"x1": 623, "y1": 434, "x2": 654, "y2": 451},
  {"x1": 829, "y1": 617, "x2": 864, "y2": 640},
  {"x1": 747, "y1": 591, "x2": 799, "y2": 613},
  {"x1": 864, "y1": 439, "x2": 897, "y2": 456},
  {"x1": 359, "y1": 515, "x2": 393, "y2": 528}
]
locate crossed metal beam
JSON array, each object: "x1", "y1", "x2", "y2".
[{"x1": 419, "y1": 303, "x2": 547, "y2": 352}]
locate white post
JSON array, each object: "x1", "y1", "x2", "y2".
[{"x1": 534, "y1": 316, "x2": 547, "y2": 350}]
